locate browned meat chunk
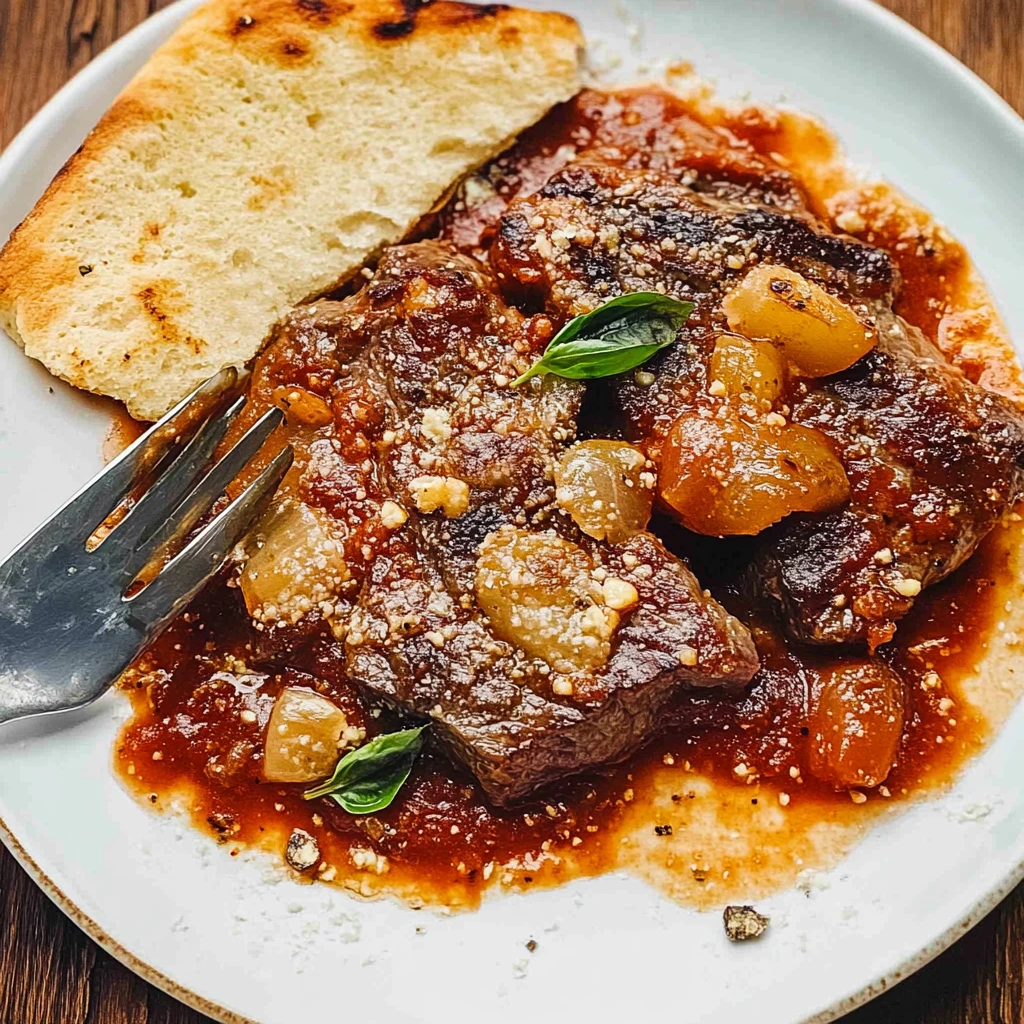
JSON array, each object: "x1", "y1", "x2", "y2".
[
  {"x1": 491, "y1": 160, "x2": 892, "y2": 455},
  {"x1": 350, "y1": 528, "x2": 757, "y2": 804},
  {"x1": 240, "y1": 241, "x2": 758, "y2": 803},
  {"x1": 441, "y1": 87, "x2": 809, "y2": 257},
  {"x1": 493, "y1": 163, "x2": 892, "y2": 316},
  {"x1": 760, "y1": 317, "x2": 1024, "y2": 645},
  {"x1": 491, "y1": 159, "x2": 1024, "y2": 646},
  {"x1": 342, "y1": 243, "x2": 757, "y2": 803}
]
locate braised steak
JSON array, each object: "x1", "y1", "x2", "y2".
[
  {"x1": 241, "y1": 241, "x2": 758, "y2": 804},
  {"x1": 761, "y1": 315, "x2": 1024, "y2": 645},
  {"x1": 489, "y1": 121, "x2": 1024, "y2": 646}
]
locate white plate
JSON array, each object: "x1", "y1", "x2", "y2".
[{"x1": 2, "y1": 2, "x2": 1024, "y2": 1021}]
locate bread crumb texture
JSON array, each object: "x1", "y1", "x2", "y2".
[{"x1": 0, "y1": 0, "x2": 582, "y2": 420}]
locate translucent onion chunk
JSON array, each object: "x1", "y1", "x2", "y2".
[
  {"x1": 555, "y1": 440, "x2": 653, "y2": 543},
  {"x1": 263, "y1": 686, "x2": 347, "y2": 783},
  {"x1": 475, "y1": 526, "x2": 619, "y2": 675},
  {"x1": 660, "y1": 409, "x2": 850, "y2": 536},
  {"x1": 710, "y1": 335, "x2": 785, "y2": 406},
  {"x1": 807, "y1": 660, "x2": 905, "y2": 790},
  {"x1": 240, "y1": 498, "x2": 349, "y2": 625},
  {"x1": 721, "y1": 264, "x2": 874, "y2": 377},
  {"x1": 271, "y1": 385, "x2": 334, "y2": 427}
]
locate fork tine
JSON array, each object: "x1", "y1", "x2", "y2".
[
  {"x1": 125, "y1": 406, "x2": 285, "y2": 579},
  {"x1": 65, "y1": 367, "x2": 243, "y2": 538},
  {"x1": 125, "y1": 446, "x2": 293, "y2": 632},
  {"x1": 101, "y1": 393, "x2": 248, "y2": 562},
  {"x1": 3, "y1": 367, "x2": 243, "y2": 561}
]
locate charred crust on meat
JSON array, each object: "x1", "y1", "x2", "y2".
[
  {"x1": 755, "y1": 328, "x2": 1024, "y2": 644},
  {"x1": 434, "y1": 503, "x2": 512, "y2": 576}
]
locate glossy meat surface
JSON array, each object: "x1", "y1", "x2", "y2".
[
  {"x1": 761, "y1": 315, "x2": 1024, "y2": 645},
  {"x1": 490, "y1": 119, "x2": 1024, "y2": 645},
  {"x1": 115, "y1": 88, "x2": 1023, "y2": 900},
  {"x1": 240, "y1": 241, "x2": 758, "y2": 803},
  {"x1": 491, "y1": 158, "x2": 890, "y2": 451}
]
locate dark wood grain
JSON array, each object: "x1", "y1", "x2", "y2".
[{"x1": 1, "y1": 0, "x2": 1023, "y2": 1020}]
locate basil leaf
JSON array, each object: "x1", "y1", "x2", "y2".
[
  {"x1": 511, "y1": 292, "x2": 694, "y2": 386},
  {"x1": 303, "y1": 725, "x2": 426, "y2": 815}
]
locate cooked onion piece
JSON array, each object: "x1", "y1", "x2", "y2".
[
  {"x1": 807, "y1": 660, "x2": 905, "y2": 790},
  {"x1": 240, "y1": 498, "x2": 349, "y2": 625},
  {"x1": 555, "y1": 440, "x2": 653, "y2": 543},
  {"x1": 271, "y1": 385, "x2": 333, "y2": 427},
  {"x1": 475, "y1": 526, "x2": 620, "y2": 675},
  {"x1": 263, "y1": 686, "x2": 348, "y2": 784},
  {"x1": 660, "y1": 409, "x2": 850, "y2": 536},
  {"x1": 721, "y1": 264, "x2": 874, "y2": 377},
  {"x1": 709, "y1": 335, "x2": 785, "y2": 407}
]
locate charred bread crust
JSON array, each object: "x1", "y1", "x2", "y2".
[{"x1": 0, "y1": 0, "x2": 583, "y2": 420}]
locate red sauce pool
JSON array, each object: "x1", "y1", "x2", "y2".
[{"x1": 113, "y1": 87, "x2": 1024, "y2": 908}]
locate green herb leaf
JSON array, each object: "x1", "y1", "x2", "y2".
[
  {"x1": 511, "y1": 292, "x2": 694, "y2": 386},
  {"x1": 303, "y1": 726, "x2": 427, "y2": 815}
]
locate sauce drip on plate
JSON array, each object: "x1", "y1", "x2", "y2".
[{"x1": 114, "y1": 86, "x2": 1024, "y2": 909}]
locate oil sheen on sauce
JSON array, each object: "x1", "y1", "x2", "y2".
[{"x1": 114, "y1": 86, "x2": 1024, "y2": 911}]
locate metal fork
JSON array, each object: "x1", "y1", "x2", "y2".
[{"x1": 0, "y1": 368, "x2": 293, "y2": 727}]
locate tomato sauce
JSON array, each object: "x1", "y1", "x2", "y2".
[{"x1": 114, "y1": 86, "x2": 1024, "y2": 909}]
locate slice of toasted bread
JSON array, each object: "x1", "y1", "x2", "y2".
[{"x1": 0, "y1": 0, "x2": 582, "y2": 420}]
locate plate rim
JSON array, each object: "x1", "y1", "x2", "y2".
[{"x1": 2, "y1": 1, "x2": 1024, "y2": 1021}]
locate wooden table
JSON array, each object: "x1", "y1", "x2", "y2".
[{"x1": 2, "y1": 1, "x2": 1024, "y2": 1020}]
